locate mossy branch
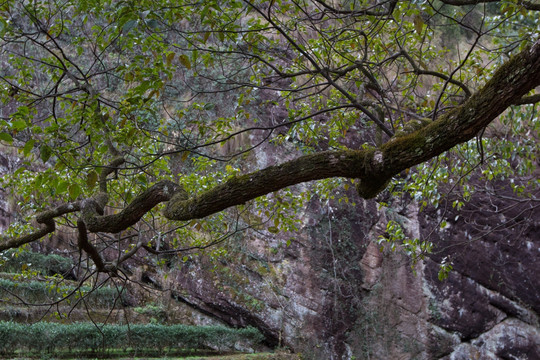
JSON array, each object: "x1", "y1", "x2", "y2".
[
  {"x1": 164, "y1": 39, "x2": 540, "y2": 217},
  {"x1": 82, "y1": 180, "x2": 185, "y2": 233},
  {"x1": 0, "y1": 203, "x2": 80, "y2": 251}
]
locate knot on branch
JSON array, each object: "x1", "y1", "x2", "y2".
[
  {"x1": 80, "y1": 197, "x2": 105, "y2": 229},
  {"x1": 356, "y1": 176, "x2": 390, "y2": 199},
  {"x1": 35, "y1": 212, "x2": 53, "y2": 224},
  {"x1": 162, "y1": 188, "x2": 191, "y2": 221},
  {"x1": 99, "y1": 156, "x2": 125, "y2": 192}
]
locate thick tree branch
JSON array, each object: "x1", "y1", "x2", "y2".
[
  {"x1": 0, "y1": 202, "x2": 80, "y2": 251},
  {"x1": 0, "y1": 180, "x2": 184, "y2": 252},
  {"x1": 2, "y1": 37, "x2": 539, "y2": 251},
  {"x1": 83, "y1": 180, "x2": 185, "y2": 233},
  {"x1": 163, "y1": 149, "x2": 374, "y2": 220},
  {"x1": 0, "y1": 219, "x2": 55, "y2": 252},
  {"x1": 164, "y1": 39, "x2": 540, "y2": 219},
  {"x1": 513, "y1": 93, "x2": 540, "y2": 105}
]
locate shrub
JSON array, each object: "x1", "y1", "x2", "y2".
[
  {"x1": 0, "y1": 250, "x2": 73, "y2": 277},
  {"x1": 0, "y1": 321, "x2": 264, "y2": 356},
  {"x1": 0, "y1": 278, "x2": 125, "y2": 307}
]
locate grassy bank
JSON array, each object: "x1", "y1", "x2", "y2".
[
  {"x1": 4, "y1": 351, "x2": 301, "y2": 360},
  {"x1": 0, "y1": 321, "x2": 264, "y2": 358}
]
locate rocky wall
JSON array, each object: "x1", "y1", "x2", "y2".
[{"x1": 159, "y1": 177, "x2": 539, "y2": 359}]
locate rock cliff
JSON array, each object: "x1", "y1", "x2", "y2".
[
  {"x1": 154, "y1": 173, "x2": 539, "y2": 359},
  {"x1": 137, "y1": 99, "x2": 539, "y2": 358}
]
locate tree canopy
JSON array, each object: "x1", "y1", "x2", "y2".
[{"x1": 0, "y1": 0, "x2": 539, "y2": 275}]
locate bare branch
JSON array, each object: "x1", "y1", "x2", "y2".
[{"x1": 398, "y1": 50, "x2": 472, "y2": 98}]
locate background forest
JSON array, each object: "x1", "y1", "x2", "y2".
[{"x1": 0, "y1": 0, "x2": 539, "y2": 359}]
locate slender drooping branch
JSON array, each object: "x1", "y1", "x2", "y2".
[
  {"x1": 398, "y1": 50, "x2": 472, "y2": 98},
  {"x1": 77, "y1": 219, "x2": 106, "y2": 272}
]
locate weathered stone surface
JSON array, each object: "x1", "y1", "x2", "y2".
[
  {"x1": 161, "y1": 195, "x2": 379, "y2": 358},
  {"x1": 440, "y1": 318, "x2": 540, "y2": 360},
  {"x1": 360, "y1": 241, "x2": 383, "y2": 289},
  {"x1": 161, "y1": 174, "x2": 540, "y2": 359}
]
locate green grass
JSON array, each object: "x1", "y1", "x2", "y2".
[{"x1": 3, "y1": 351, "x2": 301, "y2": 360}]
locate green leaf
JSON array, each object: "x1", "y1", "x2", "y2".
[
  {"x1": 11, "y1": 119, "x2": 27, "y2": 131},
  {"x1": 138, "y1": 174, "x2": 147, "y2": 184},
  {"x1": 438, "y1": 271, "x2": 444, "y2": 281},
  {"x1": 166, "y1": 52, "x2": 175, "y2": 66},
  {"x1": 146, "y1": 19, "x2": 159, "y2": 29},
  {"x1": 13, "y1": 167, "x2": 25, "y2": 176},
  {"x1": 267, "y1": 226, "x2": 279, "y2": 233},
  {"x1": 40, "y1": 145, "x2": 53, "y2": 163},
  {"x1": 23, "y1": 139, "x2": 35, "y2": 156},
  {"x1": 203, "y1": 31, "x2": 211, "y2": 43},
  {"x1": 57, "y1": 180, "x2": 69, "y2": 194},
  {"x1": 0, "y1": 132, "x2": 13, "y2": 143},
  {"x1": 178, "y1": 54, "x2": 191, "y2": 69},
  {"x1": 68, "y1": 183, "x2": 82, "y2": 200},
  {"x1": 413, "y1": 14, "x2": 424, "y2": 34},
  {"x1": 86, "y1": 171, "x2": 98, "y2": 189},
  {"x1": 122, "y1": 19, "x2": 138, "y2": 34},
  {"x1": 200, "y1": 5, "x2": 210, "y2": 22}
]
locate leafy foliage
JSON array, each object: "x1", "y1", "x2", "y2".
[
  {"x1": 0, "y1": 321, "x2": 264, "y2": 355},
  {"x1": 0, "y1": 0, "x2": 538, "y2": 287},
  {"x1": 377, "y1": 220, "x2": 433, "y2": 265},
  {"x1": 0, "y1": 277, "x2": 125, "y2": 307},
  {"x1": 1, "y1": 249, "x2": 73, "y2": 277}
]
